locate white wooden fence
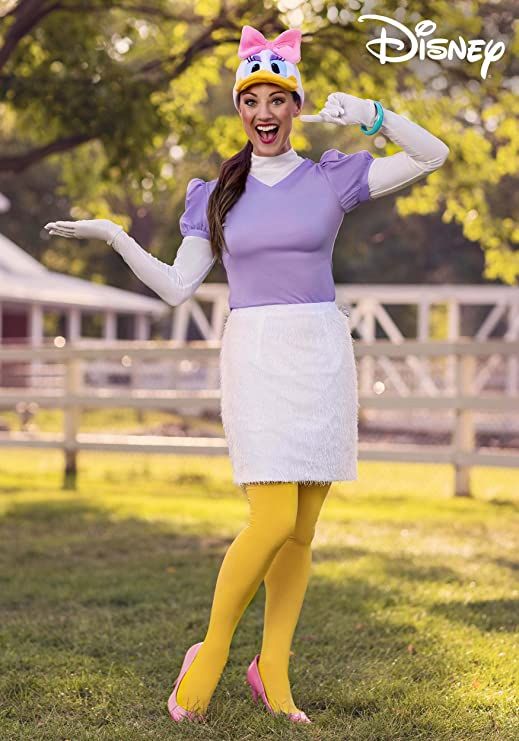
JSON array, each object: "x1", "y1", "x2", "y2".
[{"x1": 0, "y1": 339, "x2": 518, "y2": 497}]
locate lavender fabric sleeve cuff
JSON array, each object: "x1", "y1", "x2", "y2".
[
  {"x1": 319, "y1": 149, "x2": 374, "y2": 213},
  {"x1": 179, "y1": 178, "x2": 211, "y2": 239}
]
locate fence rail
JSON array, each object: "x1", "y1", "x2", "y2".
[{"x1": 0, "y1": 339, "x2": 518, "y2": 496}]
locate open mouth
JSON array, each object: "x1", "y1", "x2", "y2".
[{"x1": 255, "y1": 124, "x2": 279, "y2": 144}]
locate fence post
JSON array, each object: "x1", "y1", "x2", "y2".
[
  {"x1": 454, "y1": 351, "x2": 476, "y2": 497},
  {"x1": 63, "y1": 350, "x2": 81, "y2": 490}
]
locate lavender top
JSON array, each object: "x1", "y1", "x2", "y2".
[{"x1": 180, "y1": 149, "x2": 373, "y2": 310}]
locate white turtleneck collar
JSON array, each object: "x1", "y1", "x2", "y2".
[{"x1": 249, "y1": 146, "x2": 305, "y2": 187}]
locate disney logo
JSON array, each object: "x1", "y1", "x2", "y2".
[{"x1": 358, "y1": 15, "x2": 506, "y2": 80}]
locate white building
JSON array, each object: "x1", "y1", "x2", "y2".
[
  {"x1": 0, "y1": 230, "x2": 176, "y2": 388},
  {"x1": 0, "y1": 230, "x2": 168, "y2": 348}
]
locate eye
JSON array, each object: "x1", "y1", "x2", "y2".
[
  {"x1": 245, "y1": 60, "x2": 261, "y2": 75},
  {"x1": 270, "y1": 58, "x2": 287, "y2": 76}
]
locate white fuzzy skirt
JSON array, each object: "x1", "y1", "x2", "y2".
[{"x1": 219, "y1": 300, "x2": 359, "y2": 491}]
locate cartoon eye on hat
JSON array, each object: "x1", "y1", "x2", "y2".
[{"x1": 232, "y1": 25, "x2": 305, "y2": 110}]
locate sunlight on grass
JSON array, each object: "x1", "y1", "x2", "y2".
[{"x1": 0, "y1": 450, "x2": 517, "y2": 739}]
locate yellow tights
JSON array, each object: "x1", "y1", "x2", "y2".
[{"x1": 175, "y1": 481, "x2": 331, "y2": 715}]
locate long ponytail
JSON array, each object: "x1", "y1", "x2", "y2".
[{"x1": 207, "y1": 139, "x2": 253, "y2": 263}]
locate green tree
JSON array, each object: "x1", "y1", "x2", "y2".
[{"x1": 0, "y1": 0, "x2": 517, "y2": 283}]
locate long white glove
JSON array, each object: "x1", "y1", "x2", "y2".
[
  {"x1": 43, "y1": 219, "x2": 216, "y2": 307},
  {"x1": 301, "y1": 92, "x2": 450, "y2": 198}
]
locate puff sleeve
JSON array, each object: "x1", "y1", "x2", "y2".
[
  {"x1": 319, "y1": 149, "x2": 374, "y2": 213},
  {"x1": 179, "y1": 178, "x2": 210, "y2": 240}
]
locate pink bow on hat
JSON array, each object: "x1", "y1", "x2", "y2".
[{"x1": 238, "y1": 25, "x2": 302, "y2": 64}]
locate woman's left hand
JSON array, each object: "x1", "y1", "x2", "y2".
[{"x1": 300, "y1": 92, "x2": 376, "y2": 128}]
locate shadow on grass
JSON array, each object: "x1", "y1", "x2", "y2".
[
  {"x1": 315, "y1": 545, "x2": 463, "y2": 584},
  {"x1": 0, "y1": 498, "x2": 513, "y2": 739},
  {"x1": 487, "y1": 497, "x2": 519, "y2": 511},
  {"x1": 429, "y1": 598, "x2": 518, "y2": 632}
]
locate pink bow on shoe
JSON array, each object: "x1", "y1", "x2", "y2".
[{"x1": 238, "y1": 25, "x2": 302, "y2": 63}]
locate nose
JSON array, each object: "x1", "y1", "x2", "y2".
[{"x1": 255, "y1": 102, "x2": 278, "y2": 123}]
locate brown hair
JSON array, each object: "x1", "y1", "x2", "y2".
[{"x1": 207, "y1": 91, "x2": 301, "y2": 263}]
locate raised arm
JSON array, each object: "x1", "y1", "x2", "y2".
[
  {"x1": 303, "y1": 93, "x2": 450, "y2": 202},
  {"x1": 44, "y1": 177, "x2": 217, "y2": 307},
  {"x1": 43, "y1": 218, "x2": 216, "y2": 307},
  {"x1": 111, "y1": 229, "x2": 216, "y2": 306},
  {"x1": 364, "y1": 103, "x2": 450, "y2": 199}
]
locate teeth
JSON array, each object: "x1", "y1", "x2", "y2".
[{"x1": 257, "y1": 125, "x2": 278, "y2": 131}]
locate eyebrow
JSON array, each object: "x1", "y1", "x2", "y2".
[
  {"x1": 243, "y1": 90, "x2": 287, "y2": 97},
  {"x1": 248, "y1": 53, "x2": 284, "y2": 62}
]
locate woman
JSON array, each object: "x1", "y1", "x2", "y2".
[{"x1": 44, "y1": 24, "x2": 449, "y2": 725}]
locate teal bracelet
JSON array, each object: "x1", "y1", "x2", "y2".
[{"x1": 360, "y1": 100, "x2": 384, "y2": 135}]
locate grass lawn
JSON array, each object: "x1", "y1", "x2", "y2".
[{"x1": 0, "y1": 450, "x2": 517, "y2": 740}]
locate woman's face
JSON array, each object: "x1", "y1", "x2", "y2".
[{"x1": 238, "y1": 83, "x2": 301, "y2": 156}]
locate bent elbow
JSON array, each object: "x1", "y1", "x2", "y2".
[
  {"x1": 164, "y1": 293, "x2": 185, "y2": 308},
  {"x1": 162, "y1": 273, "x2": 191, "y2": 307},
  {"x1": 439, "y1": 142, "x2": 450, "y2": 164},
  {"x1": 164, "y1": 286, "x2": 194, "y2": 308},
  {"x1": 422, "y1": 152, "x2": 450, "y2": 173},
  {"x1": 430, "y1": 142, "x2": 450, "y2": 169}
]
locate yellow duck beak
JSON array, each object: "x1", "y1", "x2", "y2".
[{"x1": 235, "y1": 70, "x2": 298, "y2": 94}]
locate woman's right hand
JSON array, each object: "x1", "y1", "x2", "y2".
[{"x1": 43, "y1": 218, "x2": 124, "y2": 245}]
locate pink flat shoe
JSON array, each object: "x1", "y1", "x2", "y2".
[
  {"x1": 167, "y1": 641, "x2": 206, "y2": 723},
  {"x1": 246, "y1": 654, "x2": 312, "y2": 724}
]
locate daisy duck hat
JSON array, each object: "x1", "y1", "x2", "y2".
[{"x1": 232, "y1": 25, "x2": 304, "y2": 111}]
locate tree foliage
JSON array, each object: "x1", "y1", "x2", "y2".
[{"x1": 0, "y1": 0, "x2": 517, "y2": 283}]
